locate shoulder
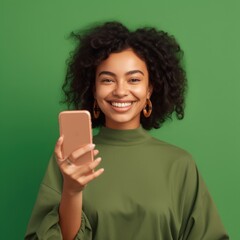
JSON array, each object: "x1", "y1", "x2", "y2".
[
  {"x1": 147, "y1": 136, "x2": 199, "y2": 181},
  {"x1": 150, "y1": 136, "x2": 194, "y2": 162}
]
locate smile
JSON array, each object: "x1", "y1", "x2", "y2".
[{"x1": 110, "y1": 102, "x2": 133, "y2": 108}]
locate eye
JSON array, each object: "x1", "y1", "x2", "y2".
[
  {"x1": 129, "y1": 78, "x2": 140, "y2": 83},
  {"x1": 101, "y1": 79, "x2": 114, "y2": 84}
]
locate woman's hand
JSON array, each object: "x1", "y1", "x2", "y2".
[{"x1": 54, "y1": 136, "x2": 104, "y2": 195}]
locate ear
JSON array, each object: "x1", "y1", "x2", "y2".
[{"x1": 147, "y1": 84, "x2": 153, "y2": 99}]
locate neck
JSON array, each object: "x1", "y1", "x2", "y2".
[{"x1": 96, "y1": 125, "x2": 151, "y2": 146}]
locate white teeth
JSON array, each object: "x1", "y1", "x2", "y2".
[{"x1": 111, "y1": 102, "x2": 132, "y2": 108}]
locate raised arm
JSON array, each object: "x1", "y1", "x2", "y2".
[{"x1": 55, "y1": 136, "x2": 104, "y2": 239}]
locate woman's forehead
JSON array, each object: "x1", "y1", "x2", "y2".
[{"x1": 96, "y1": 49, "x2": 148, "y2": 75}]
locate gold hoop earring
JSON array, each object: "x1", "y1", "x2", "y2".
[
  {"x1": 143, "y1": 99, "x2": 152, "y2": 118},
  {"x1": 93, "y1": 100, "x2": 100, "y2": 119}
]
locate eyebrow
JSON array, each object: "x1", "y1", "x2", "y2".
[{"x1": 98, "y1": 70, "x2": 144, "y2": 77}]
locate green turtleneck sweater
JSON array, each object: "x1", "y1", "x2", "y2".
[{"x1": 25, "y1": 127, "x2": 229, "y2": 239}]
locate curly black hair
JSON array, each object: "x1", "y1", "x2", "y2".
[{"x1": 62, "y1": 21, "x2": 187, "y2": 130}]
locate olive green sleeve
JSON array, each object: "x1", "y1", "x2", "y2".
[
  {"x1": 25, "y1": 155, "x2": 93, "y2": 240},
  {"x1": 182, "y1": 163, "x2": 229, "y2": 240}
]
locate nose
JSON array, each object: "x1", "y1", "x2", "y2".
[{"x1": 112, "y1": 81, "x2": 128, "y2": 97}]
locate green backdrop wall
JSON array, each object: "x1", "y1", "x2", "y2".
[{"x1": 1, "y1": 0, "x2": 239, "y2": 239}]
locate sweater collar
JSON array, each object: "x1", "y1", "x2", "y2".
[{"x1": 94, "y1": 126, "x2": 152, "y2": 146}]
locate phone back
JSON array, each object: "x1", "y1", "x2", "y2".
[{"x1": 59, "y1": 110, "x2": 93, "y2": 164}]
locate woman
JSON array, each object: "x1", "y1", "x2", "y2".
[{"x1": 25, "y1": 21, "x2": 229, "y2": 239}]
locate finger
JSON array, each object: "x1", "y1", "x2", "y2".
[
  {"x1": 70, "y1": 144, "x2": 95, "y2": 160},
  {"x1": 58, "y1": 156, "x2": 77, "y2": 170},
  {"x1": 79, "y1": 168, "x2": 104, "y2": 186},
  {"x1": 93, "y1": 149, "x2": 99, "y2": 156},
  {"x1": 54, "y1": 136, "x2": 64, "y2": 160},
  {"x1": 73, "y1": 158, "x2": 102, "y2": 177}
]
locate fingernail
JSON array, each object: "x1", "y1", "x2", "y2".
[
  {"x1": 90, "y1": 144, "x2": 95, "y2": 149},
  {"x1": 96, "y1": 157, "x2": 102, "y2": 162},
  {"x1": 58, "y1": 136, "x2": 63, "y2": 141}
]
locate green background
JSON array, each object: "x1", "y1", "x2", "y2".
[{"x1": 1, "y1": 0, "x2": 239, "y2": 239}]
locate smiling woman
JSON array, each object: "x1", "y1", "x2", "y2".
[
  {"x1": 61, "y1": 21, "x2": 187, "y2": 130},
  {"x1": 25, "y1": 21, "x2": 229, "y2": 240}
]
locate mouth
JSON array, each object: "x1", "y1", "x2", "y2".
[
  {"x1": 110, "y1": 101, "x2": 133, "y2": 108},
  {"x1": 107, "y1": 101, "x2": 135, "y2": 112}
]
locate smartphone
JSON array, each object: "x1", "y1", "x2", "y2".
[{"x1": 58, "y1": 110, "x2": 93, "y2": 165}]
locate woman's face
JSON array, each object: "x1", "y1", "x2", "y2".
[{"x1": 95, "y1": 48, "x2": 152, "y2": 130}]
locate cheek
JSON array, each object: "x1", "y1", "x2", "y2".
[
  {"x1": 131, "y1": 85, "x2": 150, "y2": 99},
  {"x1": 95, "y1": 86, "x2": 110, "y2": 101}
]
